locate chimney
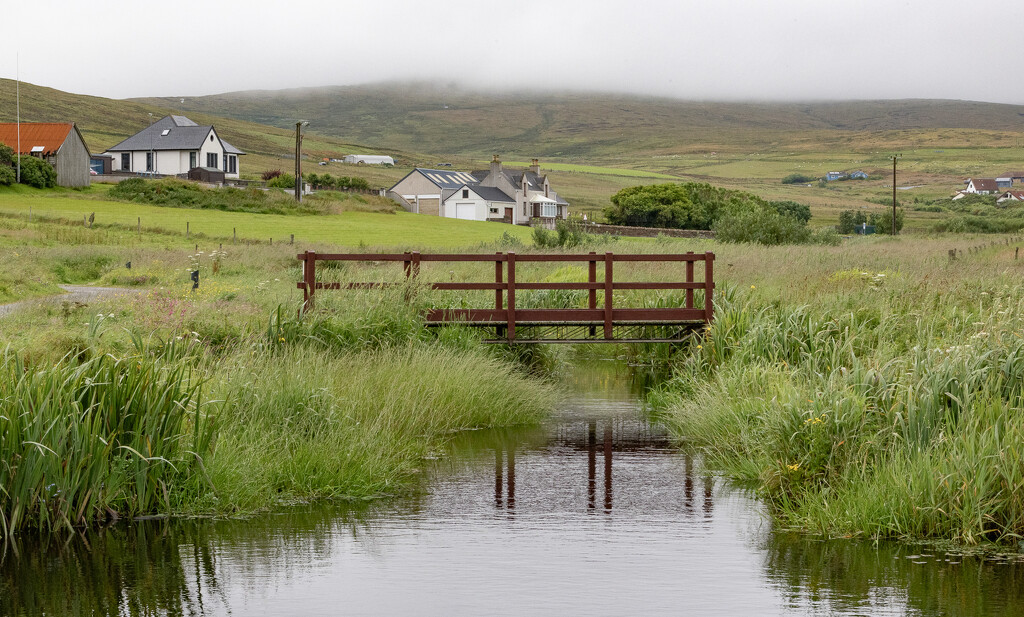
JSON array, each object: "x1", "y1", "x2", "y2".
[
  {"x1": 529, "y1": 158, "x2": 540, "y2": 176},
  {"x1": 490, "y1": 154, "x2": 502, "y2": 176}
]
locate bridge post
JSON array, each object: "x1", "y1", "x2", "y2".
[
  {"x1": 588, "y1": 252, "x2": 597, "y2": 337},
  {"x1": 686, "y1": 252, "x2": 695, "y2": 310},
  {"x1": 495, "y1": 252, "x2": 505, "y2": 339},
  {"x1": 302, "y1": 250, "x2": 316, "y2": 313},
  {"x1": 704, "y1": 252, "x2": 715, "y2": 324},
  {"x1": 604, "y1": 252, "x2": 613, "y2": 339},
  {"x1": 507, "y1": 252, "x2": 516, "y2": 341}
]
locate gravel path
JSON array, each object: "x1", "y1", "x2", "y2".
[{"x1": 0, "y1": 285, "x2": 145, "y2": 318}]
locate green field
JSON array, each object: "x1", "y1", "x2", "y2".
[{"x1": 0, "y1": 186, "x2": 534, "y2": 249}]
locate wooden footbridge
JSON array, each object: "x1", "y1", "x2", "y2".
[{"x1": 297, "y1": 251, "x2": 714, "y2": 343}]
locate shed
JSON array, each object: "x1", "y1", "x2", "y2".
[
  {"x1": 344, "y1": 154, "x2": 395, "y2": 165},
  {"x1": 0, "y1": 122, "x2": 91, "y2": 187},
  {"x1": 187, "y1": 166, "x2": 225, "y2": 183},
  {"x1": 90, "y1": 154, "x2": 114, "y2": 175}
]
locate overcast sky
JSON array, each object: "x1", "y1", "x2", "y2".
[{"x1": 4, "y1": 0, "x2": 1024, "y2": 103}]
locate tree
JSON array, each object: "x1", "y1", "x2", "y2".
[
  {"x1": 0, "y1": 143, "x2": 14, "y2": 167},
  {"x1": 874, "y1": 208, "x2": 905, "y2": 235}
]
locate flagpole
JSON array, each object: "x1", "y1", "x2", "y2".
[{"x1": 16, "y1": 53, "x2": 21, "y2": 184}]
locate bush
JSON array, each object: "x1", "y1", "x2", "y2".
[
  {"x1": 261, "y1": 169, "x2": 282, "y2": 181},
  {"x1": 0, "y1": 166, "x2": 14, "y2": 187},
  {"x1": 17, "y1": 156, "x2": 57, "y2": 188},
  {"x1": 874, "y1": 208, "x2": 905, "y2": 235},
  {"x1": 267, "y1": 173, "x2": 296, "y2": 189},
  {"x1": 0, "y1": 143, "x2": 14, "y2": 167},
  {"x1": 781, "y1": 173, "x2": 815, "y2": 184},
  {"x1": 713, "y1": 208, "x2": 812, "y2": 245},
  {"x1": 769, "y1": 200, "x2": 811, "y2": 224},
  {"x1": 532, "y1": 217, "x2": 600, "y2": 248}
]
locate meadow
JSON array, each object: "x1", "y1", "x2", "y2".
[{"x1": 0, "y1": 209, "x2": 556, "y2": 538}]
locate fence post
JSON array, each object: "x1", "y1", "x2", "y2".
[
  {"x1": 403, "y1": 251, "x2": 411, "y2": 278},
  {"x1": 685, "y1": 252, "x2": 695, "y2": 310},
  {"x1": 186, "y1": 221, "x2": 190, "y2": 239},
  {"x1": 507, "y1": 251, "x2": 516, "y2": 341},
  {"x1": 233, "y1": 228, "x2": 236, "y2": 244},
  {"x1": 290, "y1": 234, "x2": 294, "y2": 245},
  {"x1": 411, "y1": 251, "x2": 421, "y2": 278},
  {"x1": 137, "y1": 217, "x2": 141, "y2": 237},
  {"x1": 704, "y1": 252, "x2": 715, "y2": 324},
  {"x1": 302, "y1": 250, "x2": 316, "y2": 312},
  {"x1": 604, "y1": 252, "x2": 614, "y2": 339},
  {"x1": 495, "y1": 252, "x2": 505, "y2": 338},
  {"x1": 589, "y1": 251, "x2": 597, "y2": 337}
]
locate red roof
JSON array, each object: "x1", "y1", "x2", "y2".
[
  {"x1": 969, "y1": 178, "x2": 1000, "y2": 192},
  {"x1": 0, "y1": 123, "x2": 74, "y2": 156}
]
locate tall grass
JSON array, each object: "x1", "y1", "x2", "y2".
[
  {"x1": 0, "y1": 348, "x2": 215, "y2": 537},
  {"x1": 653, "y1": 276, "x2": 1024, "y2": 544}
]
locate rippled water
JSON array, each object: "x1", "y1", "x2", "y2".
[{"x1": 3, "y1": 363, "x2": 1023, "y2": 616}]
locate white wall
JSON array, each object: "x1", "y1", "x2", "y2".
[{"x1": 442, "y1": 197, "x2": 487, "y2": 221}]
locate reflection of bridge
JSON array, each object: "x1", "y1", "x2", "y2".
[
  {"x1": 493, "y1": 420, "x2": 715, "y2": 515},
  {"x1": 297, "y1": 251, "x2": 714, "y2": 343}
]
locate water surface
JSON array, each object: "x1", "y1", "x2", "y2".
[{"x1": 3, "y1": 363, "x2": 1023, "y2": 616}]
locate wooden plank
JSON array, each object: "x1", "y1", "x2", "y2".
[
  {"x1": 705, "y1": 251, "x2": 715, "y2": 324},
  {"x1": 589, "y1": 252, "x2": 597, "y2": 337},
  {"x1": 303, "y1": 250, "x2": 316, "y2": 312}
]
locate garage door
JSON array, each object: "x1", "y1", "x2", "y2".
[{"x1": 454, "y1": 203, "x2": 476, "y2": 220}]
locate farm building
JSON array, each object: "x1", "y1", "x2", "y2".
[
  {"x1": 964, "y1": 178, "x2": 1000, "y2": 194},
  {"x1": 1001, "y1": 171, "x2": 1024, "y2": 184},
  {"x1": 103, "y1": 115, "x2": 244, "y2": 179},
  {"x1": 344, "y1": 154, "x2": 395, "y2": 165},
  {"x1": 0, "y1": 122, "x2": 91, "y2": 187},
  {"x1": 849, "y1": 170, "x2": 868, "y2": 180},
  {"x1": 387, "y1": 156, "x2": 569, "y2": 226},
  {"x1": 997, "y1": 190, "x2": 1024, "y2": 203},
  {"x1": 824, "y1": 171, "x2": 847, "y2": 181}
]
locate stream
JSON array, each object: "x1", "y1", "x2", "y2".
[{"x1": 3, "y1": 362, "x2": 1023, "y2": 616}]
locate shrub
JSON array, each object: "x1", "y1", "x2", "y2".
[
  {"x1": 261, "y1": 169, "x2": 282, "y2": 181},
  {"x1": 781, "y1": 173, "x2": 815, "y2": 184},
  {"x1": 874, "y1": 208, "x2": 905, "y2": 235},
  {"x1": 267, "y1": 173, "x2": 296, "y2": 189},
  {"x1": 713, "y1": 208, "x2": 811, "y2": 245},
  {"x1": 17, "y1": 156, "x2": 57, "y2": 188},
  {"x1": 0, "y1": 165, "x2": 14, "y2": 187},
  {"x1": 769, "y1": 200, "x2": 811, "y2": 224},
  {"x1": 0, "y1": 143, "x2": 14, "y2": 166}
]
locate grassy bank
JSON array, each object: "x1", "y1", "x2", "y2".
[
  {"x1": 0, "y1": 214, "x2": 557, "y2": 538},
  {"x1": 650, "y1": 234, "x2": 1024, "y2": 545}
]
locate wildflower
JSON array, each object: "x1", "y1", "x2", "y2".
[
  {"x1": 750, "y1": 285, "x2": 756, "y2": 289},
  {"x1": 787, "y1": 463, "x2": 800, "y2": 471},
  {"x1": 697, "y1": 345, "x2": 703, "y2": 349}
]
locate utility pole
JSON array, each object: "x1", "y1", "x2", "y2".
[
  {"x1": 890, "y1": 153, "x2": 902, "y2": 235},
  {"x1": 295, "y1": 121, "x2": 309, "y2": 202}
]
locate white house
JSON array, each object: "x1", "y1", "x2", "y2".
[
  {"x1": 964, "y1": 178, "x2": 1000, "y2": 194},
  {"x1": 387, "y1": 156, "x2": 569, "y2": 226},
  {"x1": 104, "y1": 115, "x2": 244, "y2": 179},
  {"x1": 344, "y1": 154, "x2": 394, "y2": 165}
]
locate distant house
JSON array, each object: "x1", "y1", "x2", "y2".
[
  {"x1": 103, "y1": 115, "x2": 244, "y2": 179},
  {"x1": 964, "y1": 178, "x2": 1000, "y2": 194},
  {"x1": 0, "y1": 122, "x2": 91, "y2": 187},
  {"x1": 849, "y1": 170, "x2": 868, "y2": 180},
  {"x1": 1001, "y1": 171, "x2": 1024, "y2": 184},
  {"x1": 996, "y1": 177, "x2": 1013, "y2": 189},
  {"x1": 997, "y1": 190, "x2": 1024, "y2": 203},
  {"x1": 343, "y1": 154, "x2": 394, "y2": 166},
  {"x1": 824, "y1": 171, "x2": 847, "y2": 181},
  {"x1": 387, "y1": 156, "x2": 569, "y2": 226}
]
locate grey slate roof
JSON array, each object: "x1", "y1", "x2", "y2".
[
  {"x1": 471, "y1": 185, "x2": 515, "y2": 203},
  {"x1": 415, "y1": 168, "x2": 479, "y2": 189},
  {"x1": 106, "y1": 115, "x2": 245, "y2": 155}
]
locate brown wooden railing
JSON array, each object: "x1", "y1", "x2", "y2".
[{"x1": 297, "y1": 251, "x2": 714, "y2": 342}]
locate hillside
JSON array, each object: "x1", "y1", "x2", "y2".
[
  {"x1": 0, "y1": 79, "x2": 374, "y2": 169},
  {"x1": 133, "y1": 82, "x2": 1024, "y2": 159}
]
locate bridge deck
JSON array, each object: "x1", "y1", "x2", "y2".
[{"x1": 298, "y1": 250, "x2": 714, "y2": 343}]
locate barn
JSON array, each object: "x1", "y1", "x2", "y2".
[{"x1": 0, "y1": 122, "x2": 92, "y2": 187}]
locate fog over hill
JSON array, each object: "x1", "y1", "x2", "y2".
[{"x1": 133, "y1": 83, "x2": 1024, "y2": 159}]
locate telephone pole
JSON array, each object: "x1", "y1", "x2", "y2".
[
  {"x1": 295, "y1": 121, "x2": 309, "y2": 202},
  {"x1": 890, "y1": 154, "x2": 902, "y2": 235}
]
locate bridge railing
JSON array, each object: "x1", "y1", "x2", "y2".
[{"x1": 297, "y1": 251, "x2": 714, "y2": 341}]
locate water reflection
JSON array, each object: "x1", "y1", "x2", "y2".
[{"x1": 4, "y1": 363, "x2": 1024, "y2": 616}]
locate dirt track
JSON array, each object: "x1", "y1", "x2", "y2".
[{"x1": 0, "y1": 285, "x2": 144, "y2": 318}]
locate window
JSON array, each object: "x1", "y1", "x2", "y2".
[
  {"x1": 228, "y1": 155, "x2": 237, "y2": 174},
  {"x1": 121, "y1": 152, "x2": 130, "y2": 170},
  {"x1": 160, "y1": 129, "x2": 170, "y2": 136},
  {"x1": 206, "y1": 152, "x2": 217, "y2": 168},
  {"x1": 541, "y1": 203, "x2": 557, "y2": 218},
  {"x1": 223, "y1": 154, "x2": 227, "y2": 171},
  {"x1": 462, "y1": 189, "x2": 469, "y2": 198},
  {"x1": 489, "y1": 207, "x2": 498, "y2": 214},
  {"x1": 146, "y1": 152, "x2": 154, "y2": 172},
  {"x1": 190, "y1": 152, "x2": 197, "y2": 169}
]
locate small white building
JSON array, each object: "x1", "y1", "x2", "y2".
[
  {"x1": 443, "y1": 184, "x2": 515, "y2": 221},
  {"x1": 964, "y1": 178, "x2": 1000, "y2": 194},
  {"x1": 104, "y1": 115, "x2": 244, "y2": 179},
  {"x1": 344, "y1": 154, "x2": 395, "y2": 165}
]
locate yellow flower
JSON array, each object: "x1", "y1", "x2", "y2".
[
  {"x1": 697, "y1": 345, "x2": 703, "y2": 349},
  {"x1": 787, "y1": 463, "x2": 800, "y2": 471},
  {"x1": 750, "y1": 285, "x2": 756, "y2": 289}
]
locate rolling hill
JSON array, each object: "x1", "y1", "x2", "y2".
[{"x1": 133, "y1": 82, "x2": 1024, "y2": 160}]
